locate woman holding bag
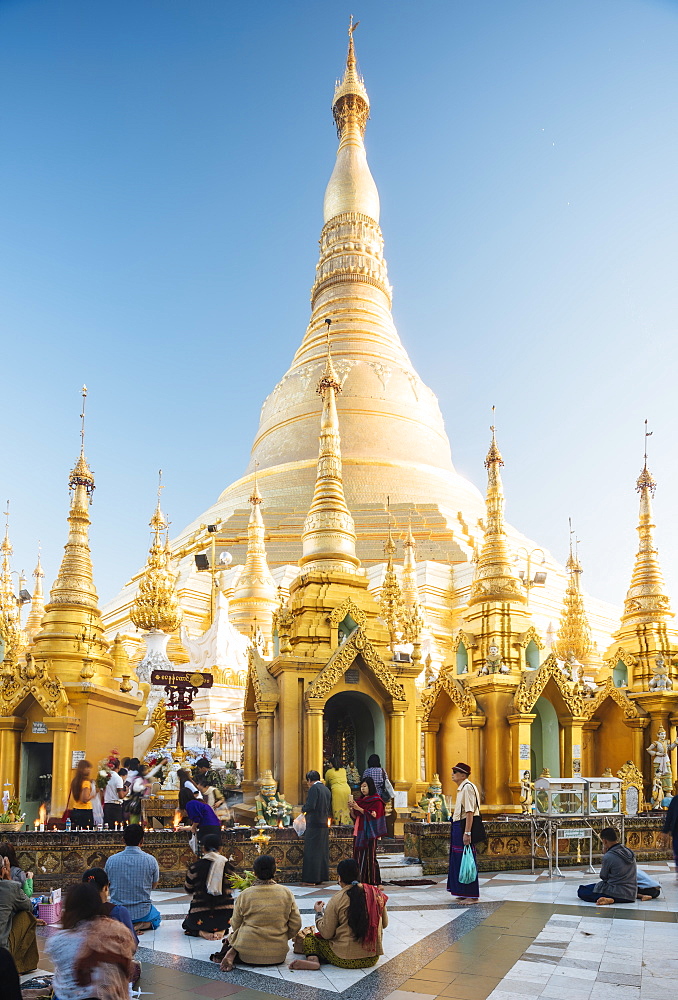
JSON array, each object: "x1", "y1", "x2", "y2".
[{"x1": 447, "y1": 762, "x2": 481, "y2": 904}]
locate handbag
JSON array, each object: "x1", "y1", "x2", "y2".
[
  {"x1": 470, "y1": 786, "x2": 487, "y2": 846},
  {"x1": 380, "y1": 768, "x2": 395, "y2": 803},
  {"x1": 459, "y1": 845, "x2": 478, "y2": 884}
]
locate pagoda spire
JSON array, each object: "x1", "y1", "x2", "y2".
[
  {"x1": 49, "y1": 386, "x2": 98, "y2": 608},
  {"x1": 469, "y1": 416, "x2": 525, "y2": 606},
  {"x1": 555, "y1": 521, "x2": 592, "y2": 663},
  {"x1": 0, "y1": 503, "x2": 19, "y2": 661},
  {"x1": 131, "y1": 472, "x2": 182, "y2": 634},
  {"x1": 402, "y1": 519, "x2": 419, "y2": 610},
  {"x1": 230, "y1": 466, "x2": 277, "y2": 639},
  {"x1": 25, "y1": 548, "x2": 46, "y2": 643},
  {"x1": 379, "y1": 505, "x2": 404, "y2": 651},
  {"x1": 620, "y1": 425, "x2": 672, "y2": 626},
  {"x1": 300, "y1": 322, "x2": 360, "y2": 574}
]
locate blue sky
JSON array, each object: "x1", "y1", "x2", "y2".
[{"x1": 1, "y1": 0, "x2": 677, "y2": 610}]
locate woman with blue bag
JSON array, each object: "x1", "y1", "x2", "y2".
[{"x1": 447, "y1": 762, "x2": 484, "y2": 904}]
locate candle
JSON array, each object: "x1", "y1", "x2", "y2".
[
  {"x1": 39, "y1": 823, "x2": 45, "y2": 832},
  {"x1": 34, "y1": 819, "x2": 39, "y2": 831}
]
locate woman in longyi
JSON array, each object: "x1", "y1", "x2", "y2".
[{"x1": 324, "y1": 756, "x2": 352, "y2": 825}]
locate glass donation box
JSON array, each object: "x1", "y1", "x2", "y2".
[
  {"x1": 585, "y1": 777, "x2": 621, "y2": 815},
  {"x1": 534, "y1": 776, "x2": 586, "y2": 817}
]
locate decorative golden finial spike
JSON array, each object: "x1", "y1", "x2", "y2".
[
  {"x1": 555, "y1": 523, "x2": 591, "y2": 663},
  {"x1": 249, "y1": 460, "x2": 263, "y2": 506},
  {"x1": 70, "y1": 386, "x2": 95, "y2": 500},
  {"x1": 80, "y1": 385, "x2": 87, "y2": 455},
  {"x1": 637, "y1": 419, "x2": 656, "y2": 494},
  {"x1": 317, "y1": 317, "x2": 341, "y2": 394},
  {"x1": 332, "y1": 17, "x2": 370, "y2": 140},
  {"x1": 131, "y1": 480, "x2": 181, "y2": 633},
  {"x1": 25, "y1": 544, "x2": 46, "y2": 643},
  {"x1": 469, "y1": 418, "x2": 524, "y2": 605}
]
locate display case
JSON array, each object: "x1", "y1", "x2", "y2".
[
  {"x1": 585, "y1": 777, "x2": 621, "y2": 815},
  {"x1": 534, "y1": 775, "x2": 586, "y2": 816}
]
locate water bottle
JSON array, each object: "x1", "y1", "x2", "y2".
[{"x1": 65, "y1": 817, "x2": 71, "y2": 833}]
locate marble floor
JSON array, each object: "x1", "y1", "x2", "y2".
[{"x1": 25, "y1": 860, "x2": 677, "y2": 1000}]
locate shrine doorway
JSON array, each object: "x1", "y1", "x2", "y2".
[
  {"x1": 531, "y1": 696, "x2": 560, "y2": 779},
  {"x1": 323, "y1": 692, "x2": 386, "y2": 774}
]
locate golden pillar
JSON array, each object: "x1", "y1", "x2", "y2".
[
  {"x1": 625, "y1": 717, "x2": 650, "y2": 784},
  {"x1": 561, "y1": 717, "x2": 586, "y2": 778},
  {"x1": 458, "y1": 715, "x2": 486, "y2": 788},
  {"x1": 388, "y1": 702, "x2": 407, "y2": 785},
  {"x1": 257, "y1": 704, "x2": 276, "y2": 778},
  {"x1": 422, "y1": 720, "x2": 440, "y2": 780},
  {"x1": 415, "y1": 706, "x2": 424, "y2": 787},
  {"x1": 242, "y1": 710, "x2": 258, "y2": 799},
  {"x1": 46, "y1": 716, "x2": 79, "y2": 816},
  {"x1": 507, "y1": 713, "x2": 535, "y2": 807},
  {"x1": 582, "y1": 720, "x2": 600, "y2": 775},
  {"x1": 306, "y1": 697, "x2": 325, "y2": 777},
  {"x1": 0, "y1": 717, "x2": 26, "y2": 795}
]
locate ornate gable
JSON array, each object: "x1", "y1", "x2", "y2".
[
  {"x1": 581, "y1": 676, "x2": 646, "y2": 722},
  {"x1": 603, "y1": 646, "x2": 636, "y2": 670},
  {"x1": 247, "y1": 646, "x2": 278, "y2": 708},
  {"x1": 0, "y1": 653, "x2": 69, "y2": 717},
  {"x1": 511, "y1": 653, "x2": 584, "y2": 717},
  {"x1": 329, "y1": 598, "x2": 367, "y2": 630},
  {"x1": 518, "y1": 626, "x2": 545, "y2": 650},
  {"x1": 306, "y1": 628, "x2": 405, "y2": 702},
  {"x1": 420, "y1": 669, "x2": 479, "y2": 722}
]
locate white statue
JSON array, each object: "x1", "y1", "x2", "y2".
[
  {"x1": 649, "y1": 656, "x2": 673, "y2": 691},
  {"x1": 180, "y1": 591, "x2": 249, "y2": 674},
  {"x1": 647, "y1": 726, "x2": 678, "y2": 796},
  {"x1": 162, "y1": 762, "x2": 181, "y2": 791},
  {"x1": 480, "y1": 644, "x2": 509, "y2": 675}
]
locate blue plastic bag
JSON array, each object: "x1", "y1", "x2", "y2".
[{"x1": 459, "y1": 845, "x2": 477, "y2": 884}]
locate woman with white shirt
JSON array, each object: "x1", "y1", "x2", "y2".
[{"x1": 447, "y1": 762, "x2": 481, "y2": 904}]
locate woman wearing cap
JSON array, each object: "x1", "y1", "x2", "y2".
[{"x1": 447, "y1": 762, "x2": 480, "y2": 904}]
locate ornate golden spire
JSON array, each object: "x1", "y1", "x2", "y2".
[
  {"x1": 300, "y1": 321, "x2": 360, "y2": 573},
  {"x1": 231, "y1": 467, "x2": 277, "y2": 635},
  {"x1": 131, "y1": 471, "x2": 182, "y2": 633},
  {"x1": 402, "y1": 519, "x2": 419, "y2": 610},
  {"x1": 620, "y1": 423, "x2": 672, "y2": 625},
  {"x1": 25, "y1": 548, "x2": 46, "y2": 642},
  {"x1": 469, "y1": 414, "x2": 525, "y2": 605},
  {"x1": 49, "y1": 387, "x2": 98, "y2": 608},
  {"x1": 555, "y1": 521, "x2": 592, "y2": 663},
  {"x1": 324, "y1": 18, "x2": 379, "y2": 223},
  {"x1": 0, "y1": 503, "x2": 19, "y2": 661},
  {"x1": 379, "y1": 503, "x2": 404, "y2": 650}
]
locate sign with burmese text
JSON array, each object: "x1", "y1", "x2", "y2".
[{"x1": 150, "y1": 669, "x2": 214, "y2": 689}]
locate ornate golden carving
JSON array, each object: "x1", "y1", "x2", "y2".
[
  {"x1": 146, "y1": 698, "x2": 172, "y2": 752},
  {"x1": 511, "y1": 653, "x2": 584, "y2": 717},
  {"x1": 0, "y1": 653, "x2": 68, "y2": 717},
  {"x1": 517, "y1": 626, "x2": 545, "y2": 650},
  {"x1": 329, "y1": 597, "x2": 366, "y2": 629},
  {"x1": 581, "y1": 676, "x2": 645, "y2": 722},
  {"x1": 131, "y1": 480, "x2": 181, "y2": 634},
  {"x1": 603, "y1": 646, "x2": 637, "y2": 671},
  {"x1": 420, "y1": 670, "x2": 479, "y2": 722},
  {"x1": 306, "y1": 627, "x2": 405, "y2": 702}
]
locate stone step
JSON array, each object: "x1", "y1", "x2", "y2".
[{"x1": 378, "y1": 853, "x2": 425, "y2": 880}]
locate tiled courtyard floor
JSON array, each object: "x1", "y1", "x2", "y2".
[{"x1": 26, "y1": 861, "x2": 677, "y2": 1000}]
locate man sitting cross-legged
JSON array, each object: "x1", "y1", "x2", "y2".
[
  {"x1": 577, "y1": 827, "x2": 640, "y2": 906},
  {"x1": 105, "y1": 824, "x2": 161, "y2": 932}
]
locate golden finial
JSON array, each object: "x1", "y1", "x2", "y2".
[
  {"x1": 402, "y1": 515, "x2": 419, "y2": 610},
  {"x1": 469, "y1": 415, "x2": 525, "y2": 606},
  {"x1": 379, "y1": 498, "x2": 405, "y2": 651},
  {"x1": 69, "y1": 385, "x2": 95, "y2": 500},
  {"x1": 300, "y1": 316, "x2": 359, "y2": 573},
  {"x1": 25, "y1": 544, "x2": 46, "y2": 643},
  {"x1": 249, "y1": 461, "x2": 263, "y2": 506},
  {"x1": 555, "y1": 521, "x2": 592, "y2": 664},
  {"x1": 333, "y1": 17, "x2": 370, "y2": 138},
  {"x1": 619, "y1": 422, "x2": 671, "y2": 626},
  {"x1": 130, "y1": 478, "x2": 181, "y2": 633}
]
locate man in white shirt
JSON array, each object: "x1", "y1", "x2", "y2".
[{"x1": 103, "y1": 759, "x2": 125, "y2": 828}]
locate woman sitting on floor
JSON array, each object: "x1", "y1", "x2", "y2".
[
  {"x1": 82, "y1": 868, "x2": 137, "y2": 944},
  {"x1": 289, "y1": 858, "x2": 388, "y2": 972},
  {"x1": 182, "y1": 833, "x2": 235, "y2": 940},
  {"x1": 215, "y1": 854, "x2": 301, "y2": 971},
  {"x1": 45, "y1": 882, "x2": 136, "y2": 1000}
]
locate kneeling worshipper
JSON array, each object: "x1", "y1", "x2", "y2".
[
  {"x1": 186, "y1": 795, "x2": 222, "y2": 844},
  {"x1": 182, "y1": 833, "x2": 235, "y2": 939},
  {"x1": 0, "y1": 856, "x2": 39, "y2": 975},
  {"x1": 289, "y1": 857, "x2": 388, "y2": 971},
  {"x1": 216, "y1": 854, "x2": 301, "y2": 971},
  {"x1": 447, "y1": 762, "x2": 481, "y2": 904},
  {"x1": 577, "y1": 827, "x2": 638, "y2": 905}
]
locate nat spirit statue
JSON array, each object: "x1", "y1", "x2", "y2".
[
  {"x1": 519, "y1": 770, "x2": 534, "y2": 814},
  {"x1": 418, "y1": 774, "x2": 450, "y2": 822},
  {"x1": 646, "y1": 726, "x2": 677, "y2": 797},
  {"x1": 255, "y1": 770, "x2": 293, "y2": 827},
  {"x1": 649, "y1": 656, "x2": 673, "y2": 691},
  {"x1": 479, "y1": 644, "x2": 509, "y2": 675}
]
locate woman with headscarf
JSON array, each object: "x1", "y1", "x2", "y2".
[
  {"x1": 289, "y1": 858, "x2": 388, "y2": 971},
  {"x1": 182, "y1": 833, "x2": 235, "y2": 939},
  {"x1": 349, "y1": 776, "x2": 387, "y2": 885}
]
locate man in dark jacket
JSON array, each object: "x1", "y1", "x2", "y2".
[
  {"x1": 577, "y1": 827, "x2": 637, "y2": 904},
  {"x1": 301, "y1": 770, "x2": 332, "y2": 886}
]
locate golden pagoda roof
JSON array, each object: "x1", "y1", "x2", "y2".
[
  {"x1": 25, "y1": 550, "x2": 46, "y2": 642},
  {"x1": 620, "y1": 459, "x2": 672, "y2": 626},
  {"x1": 555, "y1": 531, "x2": 592, "y2": 663}
]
